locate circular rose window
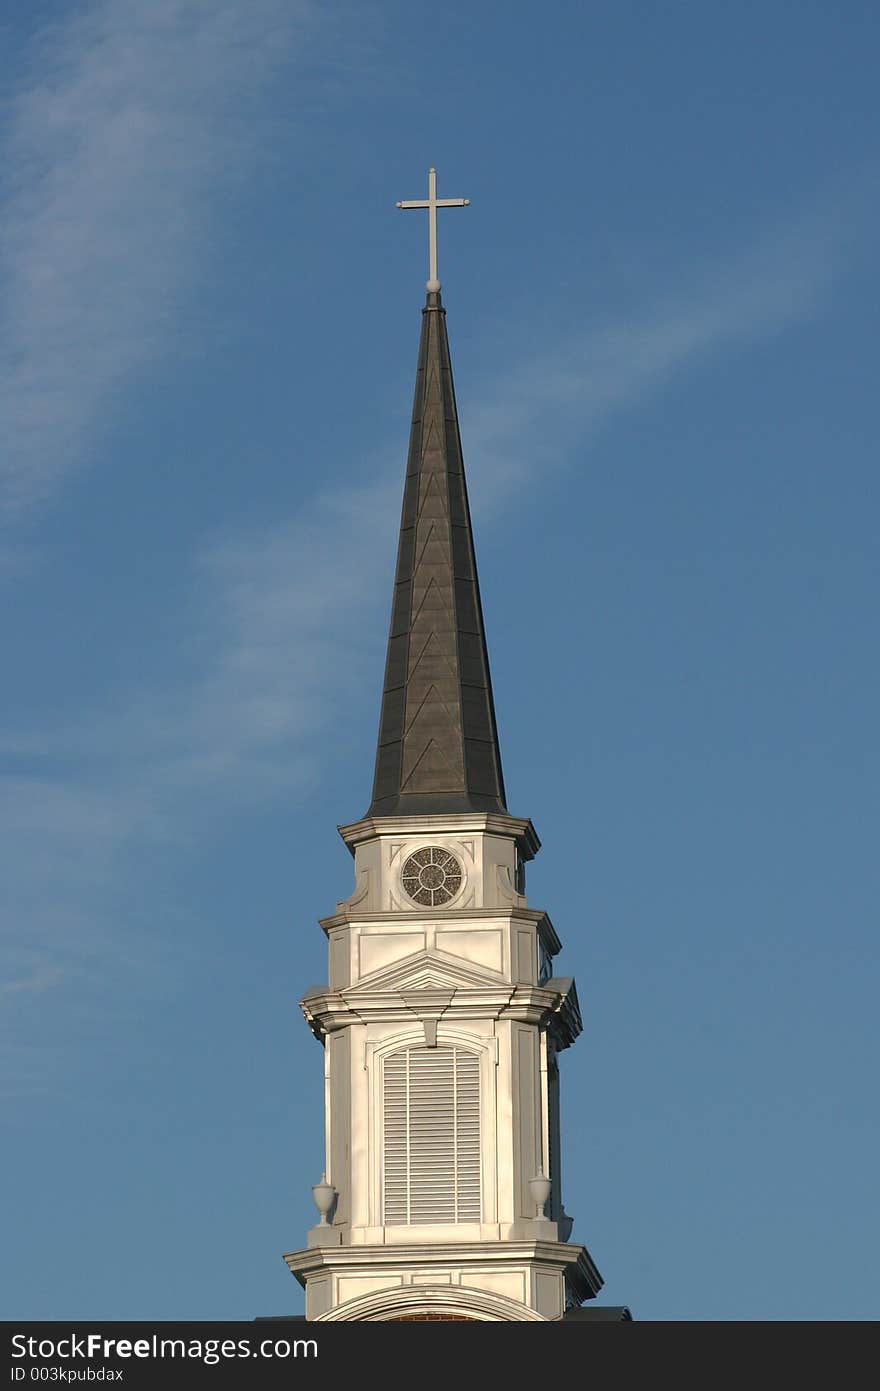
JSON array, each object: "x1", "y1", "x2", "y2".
[{"x1": 401, "y1": 846, "x2": 463, "y2": 907}]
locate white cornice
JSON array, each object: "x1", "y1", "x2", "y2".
[
  {"x1": 299, "y1": 978, "x2": 582, "y2": 1048},
  {"x1": 337, "y1": 812, "x2": 541, "y2": 860},
  {"x1": 285, "y1": 1238, "x2": 603, "y2": 1302},
  {"x1": 318, "y1": 904, "x2": 561, "y2": 956}
]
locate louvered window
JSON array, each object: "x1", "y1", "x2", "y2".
[{"x1": 383, "y1": 1046, "x2": 481, "y2": 1225}]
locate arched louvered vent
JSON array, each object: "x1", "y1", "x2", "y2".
[{"x1": 383, "y1": 1045, "x2": 481, "y2": 1225}]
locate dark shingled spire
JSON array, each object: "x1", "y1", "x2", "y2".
[{"x1": 367, "y1": 291, "x2": 507, "y2": 818}]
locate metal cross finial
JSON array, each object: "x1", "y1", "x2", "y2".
[{"x1": 396, "y1": 167, "x2": 470, "y2": 293}]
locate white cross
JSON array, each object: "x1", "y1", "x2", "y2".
[{"x1": 396, "y1": 167, "x2": 470, "y2": 293}]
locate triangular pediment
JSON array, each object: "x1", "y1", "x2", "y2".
[{"x1": 350, "y1": 947, "x2": 503, "y2": 995}]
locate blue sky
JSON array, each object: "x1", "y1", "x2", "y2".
[{"x1": 1, "y1": 0, "x2": 878, "y2": 1321}]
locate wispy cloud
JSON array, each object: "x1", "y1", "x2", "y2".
[
  {"x1": 463, "y1": 203, "x2": 852, "y2": 509},
  {"x1": 0, "y1": 0, "x2": 311, "y2": 514},
  {"x1": 0, "y1": 481, "x2": 396, "y2": 1080},
  {"x1": 66, "y1": 478, "x2": 399, "y2": 810}
]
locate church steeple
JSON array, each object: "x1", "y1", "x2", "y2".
[
  {"x1": 283, "y1": 171, "x2": 617, "y2": 1325},
  {"x1": 368, "y1": 288, "x2": 507, "y2": 817}
]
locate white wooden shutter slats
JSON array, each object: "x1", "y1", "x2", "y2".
[{"x1": 383, "y1": 1046, "x2": 481, "y2": 1225}]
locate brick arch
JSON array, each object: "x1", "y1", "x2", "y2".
[{"x1": 388, "y1": 1314, "x2": 477, "y2": 1322}]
